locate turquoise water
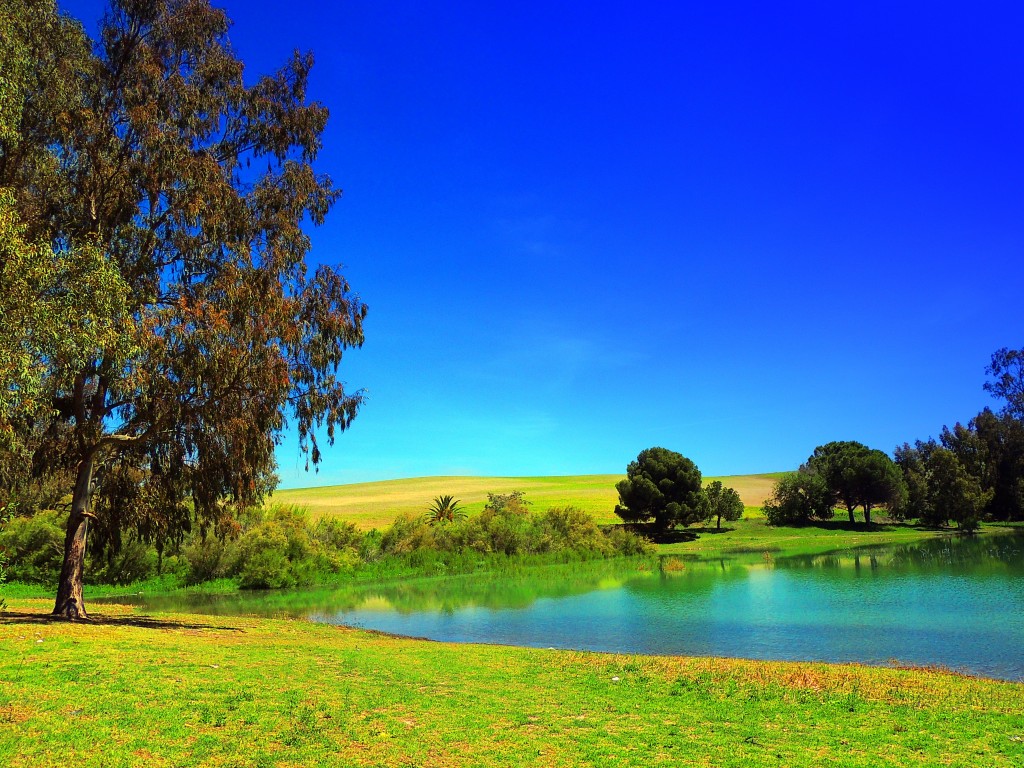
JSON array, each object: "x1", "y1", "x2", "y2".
[{"x1": 115, "y1": 533, "x2": 1024, "y2": 680}]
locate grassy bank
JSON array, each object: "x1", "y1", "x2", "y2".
[
  {"x1": 654, "y1": 517, "x2": 975, "y2": 559},
  {"x1": 0, "y1": 599, "x2": 1020, "y2": 767},
  {"x1": 271, "y1": 471, "x2": 1002, "y2": 562},
  {"x1": 272, "y1": 473, "x2": 784, "y2": 529}
]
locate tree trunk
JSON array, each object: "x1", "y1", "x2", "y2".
[
  {"x1": 716, "y1": 513, "x2": 722, "y2": 529},
  {"x1": 847, "y1": 505, "x2": 855, "y2": 524},
  {"x1": 53, "y1": 456, "x2": 95, "y2": 620},
  {"x1": 864, "y1": 505, "x2": 872, "y2": 526}
]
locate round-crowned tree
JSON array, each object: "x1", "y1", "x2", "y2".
[
  {"x1": 614, "y1": 447, "x2": 703, "y2": 531},
  {"x1": 702, "y1": 480, "x2": 745, "y2": 529}
]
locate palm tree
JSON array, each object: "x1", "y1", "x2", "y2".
[{"x1": 425, "y1": 495, "x2": 466, "y2": 524}]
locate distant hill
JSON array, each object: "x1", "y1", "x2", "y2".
[{"x1": 272, "y1": 473, "x2": 786, "y2": 530}]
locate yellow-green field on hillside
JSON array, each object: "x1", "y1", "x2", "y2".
[{"x1": 272, "y1": 472, "x2": 784, "y2": 529}]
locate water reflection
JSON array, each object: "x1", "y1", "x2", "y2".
[
  {"x1": 106, "y1": 559, "x2": 651, "y2": 617},
  {"x1": 111, "y1": 533, "x2": 1024, "y2": 680},
  {"x1": 773, "y1": 533, "x2": 1024, "y2": 574}
]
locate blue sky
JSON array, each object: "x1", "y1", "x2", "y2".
[{"x1": 62, "y1": 1, "x2": 1024, "y2": 487}]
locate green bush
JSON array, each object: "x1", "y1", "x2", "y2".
[
  {"x1": 1, "y1": 508, "x2": 162, "y2": 586},
  {"x1": 233, "y1": 506, "x2": 361, "y2": 589},
  {"x1": 602, "y1": 524, "x2": 655, "y2": 556},
  {"x1": 1, "y1": 497, "x2": 653, "y2": 593},
  {"x1": 236, "y1": 523, "x2": 295, "y2": 589},
  {"x1": 380, "y1": 514, "x2": 437, "y2": 555},
  {"x1": 763, "y1": 470, "x2": 835, "y2": 526},
  {"x1": 182, "y1": 534, "x2": 238, "y2": 585},
  {"x1": 0, "y1": 509, "x2": 65, "y2": 583},
  {"x1": 312, "y1": 518, "x2": 363, "y2": 552},
  {"x1": 377, "y1": 495, "x2": 653, "y2": 561},
  {"x1": 89, "y1": 540, "x2": 155, "y2": 585},
  {"x1": 540, "y1": 506, "x2": 611, "y2": 555}
]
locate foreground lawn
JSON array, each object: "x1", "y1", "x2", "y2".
[
  {"x1": 1, "y1": 600, "x2": 1021, "y2": 767},
  {"x1": 272, "y1": 473, "x2": 784, "y2": 529}
]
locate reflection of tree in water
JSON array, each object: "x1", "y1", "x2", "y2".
[
  {"x1": 105, "y1": 533, "x2": 1024, "y2": 618},
  {"x1": 359, "y1": 560, "x2": 649, "y2": 614},
  {"x1": 621, "y1": 558, "x2": 751, "y2": 600},
  {"x1": 772, "y1": 533, "x2": 1024, "y2": 575},
  {"x1": 106, "y1": 559, "x2": 656, "y2": 617}
]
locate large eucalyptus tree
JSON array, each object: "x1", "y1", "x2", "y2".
[{"x1": 0, "y1": 0, "x2": 366, "y2": 618}]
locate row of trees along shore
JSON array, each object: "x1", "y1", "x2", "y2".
[
  {"x1": 764, "y1": 347, "x2": 1024, "y2": 532},
  {"x1": 615, "y1": 347, "x2": 1024, "y2": 534}
]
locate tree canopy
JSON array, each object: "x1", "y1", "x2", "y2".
[
  {"x1": 806, "y1": 441, "x2": 905, "y2": 525},
  {"x1": 701, "y1": 480, "x2": 744, "y2": 529},
  {"x1": 614, "y1": 447, "x2": 703, "y2": 531},
  {"x1": 895, "y1": 409, "x2": 1021, "y2": 527},
  {"x1": 984, "y1": 347, "x2": 1024, "y2": 420},
  {"x1": 762, "y1": 468, "x2": 834, "y2": 526},
  {"x1": 0, "y1": 0, "x2": 366, "y2": 618}
]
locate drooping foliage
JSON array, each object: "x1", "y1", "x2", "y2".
[
  {"x1": 614, "y1": 447, "x2": 703, "y2": 531},
  {"x1": 0, "y1": 0, "x2": 366, "y2": 617},
  {"x1": 984, "y1": 347, "x2": 1024, "y2": 420},
  {"x1": 0, "y1": 1, "x2": 132, "y2": 511}
]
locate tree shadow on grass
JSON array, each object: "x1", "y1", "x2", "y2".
[
  {"x1": 791, "y1": 520, "x2": 899, "y2": 533},
  {"x1": 981, "y1": 522, "x2": 1024, "y2": 531},
  {"x1": 639, "y1": 528, "x2": 698, "y2": 545},
  {"x1": 622, "y1": 524, "x2": 738, "y2": 544},
  {"x1": 688, "y1": 525, "x2": 736, "y2": 535},
  {"x1": 0, "y1": 611, "x2": 244, "y2": 632}
]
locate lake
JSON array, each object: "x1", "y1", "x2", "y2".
[{"x1": 113, "y1": 532, "x2": 1024, "y2": 680}]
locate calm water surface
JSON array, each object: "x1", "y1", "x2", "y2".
[{"x1": 118, "y1": 533, "x2": 1024, "y2": 680}]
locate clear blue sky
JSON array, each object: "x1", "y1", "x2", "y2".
[{"x1": 62, "y1": 0, "x2": 1024, "y2": 487}]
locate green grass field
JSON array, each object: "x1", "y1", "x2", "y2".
[
  {"x1": 1, "y1": 598, "x2": 1020, "y2": 767},
  {"x1": 272, "y1": 472, "x2": 786, "y2": 529},
  {"x1": 271, "y1": 472, "x2": 969, "y2": 561},
  {"x1": 5, "y1": 474, "x2": 1020, "y2": 765}
]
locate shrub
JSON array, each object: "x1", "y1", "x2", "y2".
[
  {"x1": 358, "y1": 528, "x2": 383, "y2": 562},
  {"x1": 376, "y1": 494, "x2": 654, "y2": 561},
  {"x1": 89, "y1": 540, "x2": 155, "y2": 585},
  {"x1": 380, "y1": 514, "x2": 438, "y2": 555},
  {"x1": 182, "y1": 534, "x2": 238, "y2": 585},
  {"x1": 232, "y1": 506, "x2": 356, "y2": 589},
  {"x1": 540, "y1": 506, "x2": 611, "y2": 555},
  {"x1": 763, "y1": 470, "x2": 835, "y2": 526},
  {"x1": 312, "y1": 518, "x2": 363, "y2": 552},
  {"x1": 602, "y1": 525, "x2": 656, "y2": 556},
  {"x1": 0, "y1": 509, "x2": 66, "y2": 583},
  {"x1": 484, "y1": 491, "x2": 530, "y2": 515}
]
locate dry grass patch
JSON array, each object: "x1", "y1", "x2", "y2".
[{"x1": 272, "y1": 473, "x2": 782, "y2": 529}]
